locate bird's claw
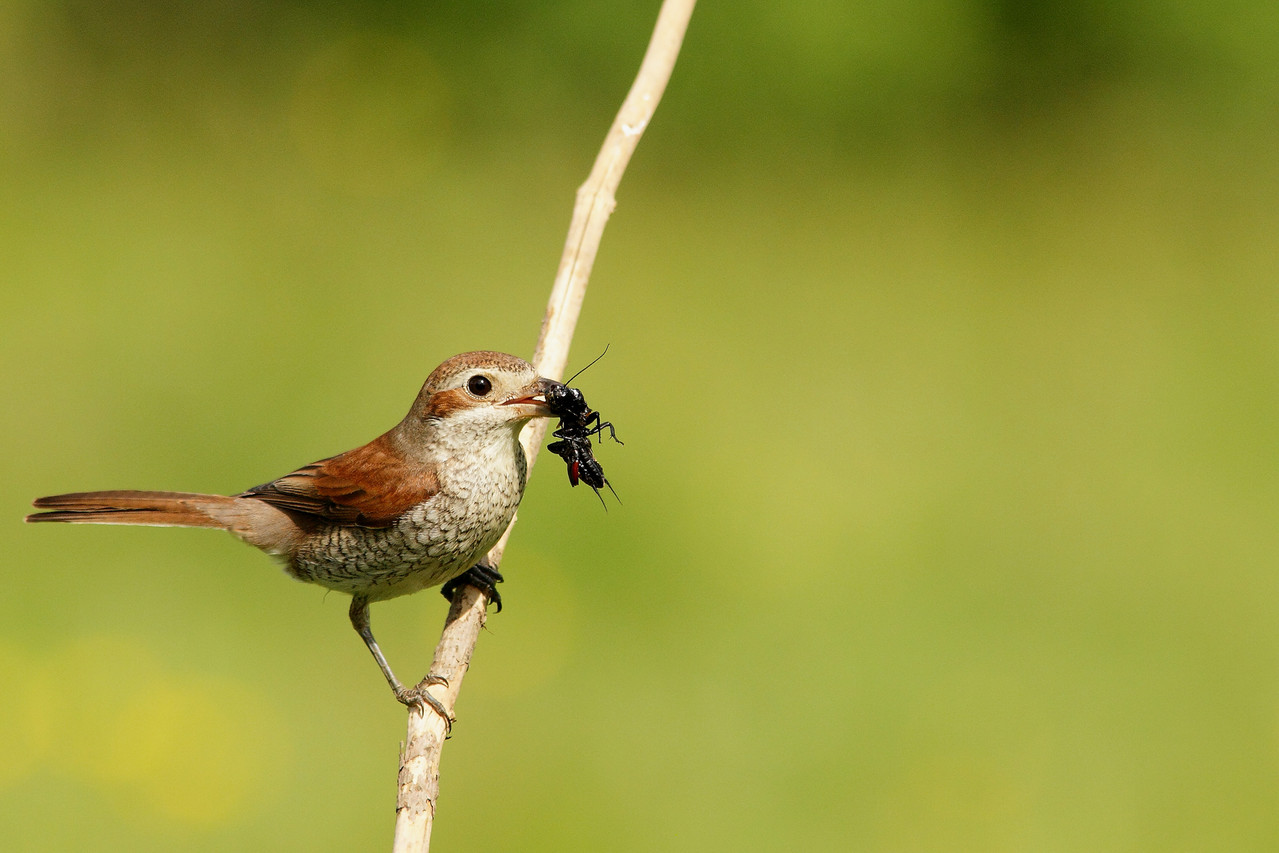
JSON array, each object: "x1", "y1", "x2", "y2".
[
  {"x1": 395, "y1": 681, "x2": 453, "y2": 736},
  {"x1": 440, "y1": 563, "x2": 505, "y2": 612}
]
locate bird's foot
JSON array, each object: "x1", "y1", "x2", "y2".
[
  {"x1": 395, "y1": 677, "x2": 453, "y2": 735},
  {"x1": 440, "y1": 563, "x2": 506, "y2": 612}
]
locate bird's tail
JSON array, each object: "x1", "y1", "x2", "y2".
[{"x1": 26, "y1": 491, "x2": 237, "y2": 529}]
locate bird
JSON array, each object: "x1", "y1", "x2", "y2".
[{"x1": 27, "y1": 350, "x2": 558, "y2": 723}]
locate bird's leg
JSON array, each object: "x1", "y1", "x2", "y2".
[
  {"x1": 440, "y1": 561, "x2": 505, "y2": 612},
  {"x1": 348, "y1": 595, "x2": 451, "y2": 730}
]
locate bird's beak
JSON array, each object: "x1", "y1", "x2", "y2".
[{"x1": 501, "y1": 376, "x2": 556, "y2": 418}]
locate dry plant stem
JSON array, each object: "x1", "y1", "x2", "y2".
[
  {"x1": 390, "y1": 586, "x2": 488, "y2": 853},
  {"x1": 391, "y1": 1, "x2": 695, "y2": 849}
]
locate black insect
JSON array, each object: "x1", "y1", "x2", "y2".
[
  {"x1": 544, "y1": 352, "x2": 622, "y2": 506},
  {"x1": 546, "y1": 428, "x2": 611, "y2": 488}
]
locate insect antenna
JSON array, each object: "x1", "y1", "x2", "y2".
[
  {"x1": 591, "y1": 485, "x2": 609, "y2": 510},
  {"x1": 563, "y1": 343, "x2": 610, "y2": 385}
]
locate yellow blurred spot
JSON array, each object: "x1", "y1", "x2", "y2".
[
  {"x1": 39, "y1": 635, "x2": 290, "y2": 827},
  {"x1": 106, "y1": 676, "x2": 289, "y2": 825},
  {"x1": 45, "y1": 634, "x2": 169, "y2": 784},
  {"x1": 872, "y1": 750, "x2": 1034, "y2": 850},
  {"x1": 0, "y1": 641, "x2": 54, "y2": 787}
]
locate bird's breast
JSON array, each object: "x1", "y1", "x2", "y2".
[{"x1": 285, "y1": 440, "x2": 528, "y2": 600}]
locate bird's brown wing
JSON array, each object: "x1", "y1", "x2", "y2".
[{"x1": 240, "y1": 433, "x2": 439, "y2": 528}]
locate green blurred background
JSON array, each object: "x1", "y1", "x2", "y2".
[{"x1": 3, "y1": 1, "x2": 1277, "y2": 849}]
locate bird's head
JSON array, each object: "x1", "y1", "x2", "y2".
[{"x1": 398, "y1": 351, "x2": 556, "y2": 449}]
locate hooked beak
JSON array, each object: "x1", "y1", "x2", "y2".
[{"x1": 501, "y1": 376, "x2": 557, "y2": 417}]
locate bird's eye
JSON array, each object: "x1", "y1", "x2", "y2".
[{"x1": 467, "y1": 375, "x2": 493, "y2": 396}]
